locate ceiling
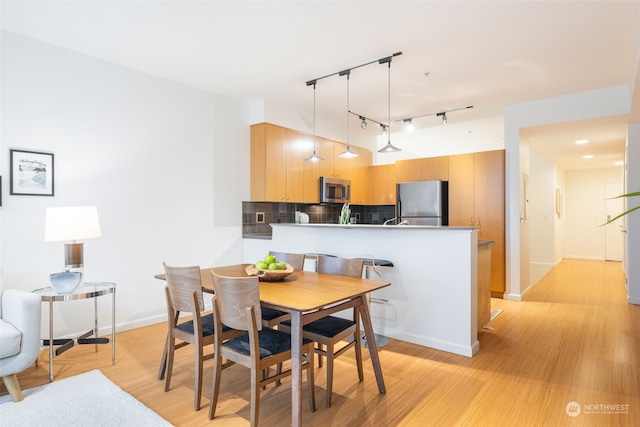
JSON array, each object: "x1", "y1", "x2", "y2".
[{"x1": 2, "y1": 1, "x2": 638, "y2": 170}]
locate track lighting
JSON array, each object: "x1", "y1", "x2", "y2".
[
  {"x1": 338, "y1": 71, "x2": 359, "y2": 159},
  {"x1": 378, "y1": 57, "x2": 400, "y2": 153},
  {"x1": 360, "y1": 116, "x2": 367, "y2": 129},
  {"x1": 304, "y1": 82, "x2": 324, "y2": 163},
  {"x1": 404, "y1": 118, "x2": 414, "y2": 132},
  {"x1": 397, "y1": 106, "x2": 472, "y2": 129},
  {"x1": 304, "y1": 52, "x2": 403, "y2": 156}
]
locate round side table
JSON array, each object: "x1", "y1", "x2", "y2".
[{"x1": 32, "y1": 282, "x2": 116, "y2": 381}]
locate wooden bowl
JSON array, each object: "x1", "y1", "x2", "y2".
[{"x1": 245, "y1": 263, "x2": 294, "y2": 282}]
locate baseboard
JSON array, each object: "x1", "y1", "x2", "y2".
[{"x1": 381, "y1": 329, "x2": 478, "y2": 357}]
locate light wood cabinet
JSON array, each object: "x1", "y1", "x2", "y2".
[
  {"x1": 421, "y1": 156, "x2": 449, "y2": 181},
  {"x1": 448, "y1": 153, "x2": 476, "y2": 226},
  {"x1": 370, "y1": 164, "x2": 396, "y2": 205},
  {"x1": 251, "y1": 123, "x2": 305, "y2": 202},
  {"x1": 355, "y1": 149, "x2": 372, "y2": 204},
  {"x1": 448, "y1": 150, "x2": 505, "y2": 296},
  {"x1": 395, "y1": 158, "x2": 422, "y2": 182},
  {"x1": 251, "y1": 123, "x2": 373, "y2": 204},
  {"x1": 396, "y1": 156, "x2": 449, "y2": 183}
]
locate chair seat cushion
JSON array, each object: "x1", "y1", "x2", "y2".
[
  {"x1": 223, "y1": 327, "x2": 312, "y2": 359},
  {"x1": 282, "y1": 316, "x2": 356, "y2": 338},
  {"x1": 261, "y1": 307, "x2": 288, "y2": 321},
  {"x1": 0, "y1": 319, "x2": 21, "y2": 359},
  {"x1": 176, "y1": 313, "x2": 232, "y2": 336}
]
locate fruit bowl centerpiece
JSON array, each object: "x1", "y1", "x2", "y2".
[{"x1": 246, "y1": 254, "x2": 294, "y2": 282}]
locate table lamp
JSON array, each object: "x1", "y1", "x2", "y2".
[{"x1": 45, "y1": 206, "x2": 102, "y2": 287}]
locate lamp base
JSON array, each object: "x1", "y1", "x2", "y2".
[{"x1": 64, "y1": 243, "x2": 85, "y2": 288}]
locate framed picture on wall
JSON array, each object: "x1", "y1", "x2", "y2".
[{"x1": 10, "y1": 149, "x2": 55, "y2": 196}]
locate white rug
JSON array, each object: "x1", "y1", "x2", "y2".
[{"x1": 0, "y1": 370, "x2": 172, "y2": 426}]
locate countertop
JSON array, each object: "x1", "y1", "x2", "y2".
[{"x1": 270, "y1": 223, "x2": 478, "y2": 231}]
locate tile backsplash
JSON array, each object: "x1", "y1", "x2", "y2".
[{"x1": 242, "y1": 202, "x2": 396, "y2": 238}]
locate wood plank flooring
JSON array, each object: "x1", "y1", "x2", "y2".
[{"x1": 3, "y1": 259, "x2": 639, "y2": 426}]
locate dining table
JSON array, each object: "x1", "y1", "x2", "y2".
[{"x1": 155, "y1": 264, "x2": 391, "y2": 426}]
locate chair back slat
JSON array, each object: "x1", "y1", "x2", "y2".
[
  {"x1": 163, "y1": 262, "x2": 204, "y2": 312},
  {"x1": 211, "y1": 272, "x2": 262, "y2": 331},
  {"x1": 317, "y1": 256, "x2": 364, "y2": 278},
  {"x1": 268, "y1": 251, "x2": 305, "y2": 270}
]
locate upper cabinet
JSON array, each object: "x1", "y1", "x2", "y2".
[
  {"x1": 251, "y1": 123, "x2": 373, "y2": 204},
  {"x1": 396, "y1": 156, "x2": 449, "y2": 183},
  {"x1": 370, "y1": 164, "x2": 396, "y2": 205},
  {"x1": 251, "y1": 123, "x2": 304, "y2": 202}
]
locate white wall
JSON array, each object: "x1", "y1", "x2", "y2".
[
  {"x1": 626, "y1": 123, "x2": 640, "y2": 304},
  {"x1": 563, "y1": 168, "x2": 623, "y2": 260},
  {"x1": 528, "y1": 151, "x2": 557, "y2": 266},
  {"x1": 1, "y1": 32, "x2": 251, "y2": 336}
]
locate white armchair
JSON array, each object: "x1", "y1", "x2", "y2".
[{"x1": 0, "y1": 289, "x2": 42, "y2": 402}]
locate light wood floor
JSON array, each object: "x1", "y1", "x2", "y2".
[{"x1": 3, "y1": 259, "x2": 639, "y2": 426}]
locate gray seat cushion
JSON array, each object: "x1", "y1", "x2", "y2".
[
  {"x1": 0, "y1": 319, "x2": 21, "y2": 359},
  {"x1": 223, "y1": 327, "x2": 312, "y2": 359}
]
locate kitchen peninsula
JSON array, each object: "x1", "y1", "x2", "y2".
[{"x1": 243, "y1": 223, "x2": 482, "y2": 357}]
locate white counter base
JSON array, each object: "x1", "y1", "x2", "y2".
[{"x1": 243, "y1": 223, "x2": 480, "y2": 357}]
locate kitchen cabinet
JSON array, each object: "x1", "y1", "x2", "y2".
[
  {"x1": 250, "y1": 123, "x2": 303, "y2": 202},
  {"x1": 448, "y1": 153, "x2": 476, "y2": 226},
  {"x1": 354, "y1": 148, "x2": 372, "y2": 204},
  {"x1": 474, "y1": 150, "x2": 505, "y2": 297},
  {"x1": 448, "y1": 150, "x2": 505, "y2": 296},
  {"x1": 318, "y1": 138, "x2": 350, "y2": 179},
  {"x1": 251, "y1": 123, "x2": 373, "y2": 204},
  {"x1": 370, "y1": 164, "x2": 396, "y2": 205},
  {"x1": 396, "y1": 156, "x2": 449, "y2": 183}
]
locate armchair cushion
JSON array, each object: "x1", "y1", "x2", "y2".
[
  {"x1": 0, "y1": 289, "x2": 42, "y2": 377},
  {"x1": 0, "y1": 320, "x2": 21, "y2": 359}
]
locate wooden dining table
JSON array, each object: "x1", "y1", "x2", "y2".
[{"x1": 155, "y1": 264, "x2": 391, "y2": 426}]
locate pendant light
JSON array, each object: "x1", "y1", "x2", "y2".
[
  {"x1": 338, "y1": 71, "x2": 358, "y2": 159},
  {"x1": 378, "y1": 57, "x2": 401, "y2": 153},
  {"x1": 304, "y1": 81, "x2": 324, "y2": 162}
]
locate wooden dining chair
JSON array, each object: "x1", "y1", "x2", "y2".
[
  {"x1": 279, "y1": 255, "x2": 365, "y2": 408},
  {"x1": 160, "y1": 262, "x2": 240, "y2": 411},
  {"x1": 260, "y1": 251, "x2": 306, "y2": 328},
  {"x1": 208, "y1": 272, "x2": 316, "y2": 426}
]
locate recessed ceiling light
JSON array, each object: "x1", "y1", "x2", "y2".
[
  {"x1": 576, "y1": 138, "x2": 588, "y2": 144},
  {"x1": 614, "y1": 161, "x2": 624, "y2": 165},
  {"x1": 583, "y1": 154, "x2": 593, "y2": 159}
]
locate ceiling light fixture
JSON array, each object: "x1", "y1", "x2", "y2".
[
  {"x1": 583, "y1": 154, "x2": 593, "y2": 159},
  {"x1": 404, "y1": 118, "x2": 414, "y2": 132},
  {"x1": 614, "y1": 160, "x2": 624, "y2": 165},
  {"x1": 397, "y1": 105, "x2": 473, "y2": 127},
  {"x1": 304, "y1": 81, "x2": 324, "y2": 163},
  {"x1": 378, "y1": 56, "x2": 401, "y2": 153},
  {"x1": 576, "y1": 138, "x2": 588, "y2": 144},
  {"x1": 338, "y1": 70, "x2": 358, "y2": 159},
  {"x1": 360, "y1": 116, "x2": 367, "y2": 129}
]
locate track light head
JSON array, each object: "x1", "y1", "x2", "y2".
[
  {"x1": 403, "y1": 118, "x2": 414, "y2": 132},
  {"x1": 360, "y1": 116, "x2": 367, "y2": 129},
  {"x1": 437, "y1": 112, "x2": 447, "y2": 125}
]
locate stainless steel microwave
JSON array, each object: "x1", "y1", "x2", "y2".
[{"x1": 319, "y1": 177, "x2": 351, "y2": 204}]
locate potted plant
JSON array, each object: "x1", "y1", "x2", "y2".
[{"x1": 602, "y1": 191, "x2": 640, "y2": 225}]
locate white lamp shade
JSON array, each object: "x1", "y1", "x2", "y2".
[{"x1": 45, "y1": 206, "x2": 102, "y2": 242}]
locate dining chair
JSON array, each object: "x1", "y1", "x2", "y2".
[
  {"x1": 260, "y1": 251, "x2": 306, "y2": 328},
  {"x1": 279, "y1": 255, "x2": 365, "y2": 408},
  {"x1": 160, "y1": 262, "x2": 240, "y2": 411},
  {"x1": 208, "y1": 272, "x2": 315, "y2": 426}
]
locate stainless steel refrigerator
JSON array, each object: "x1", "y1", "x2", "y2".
[{"x1": 396, "y1": 180, "x2": 448, "y2": 226}]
